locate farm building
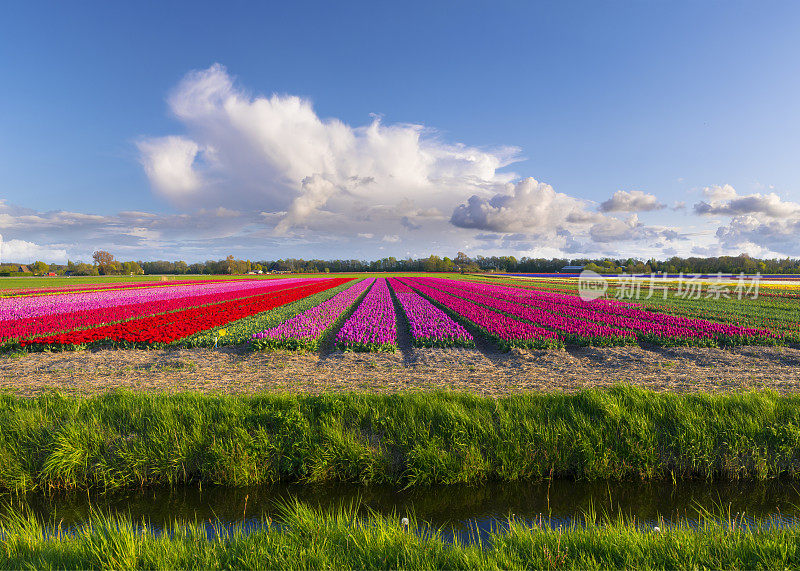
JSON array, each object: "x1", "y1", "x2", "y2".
[{"x1": 559, "y1": 265, "x2": 585, "y2": 273}]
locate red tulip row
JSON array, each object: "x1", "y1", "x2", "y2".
[
  {"x1": 19, "y1": 278, "x2": 344, "y2": 349},
  {"x1": 3, "y1": 279, "x2": 315, "y2": 341}
]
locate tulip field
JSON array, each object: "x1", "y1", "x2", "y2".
[{"x1": 0, "y1": 274, "x2": 791, "y2": 352}]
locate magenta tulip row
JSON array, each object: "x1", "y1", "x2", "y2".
[
  {"x1": 388, "y1": 278, "x2": 473, "y2": 348},
  {"x1": 397, "y1": 278, "x2": 561, "y2": 349},
  {"x1": 446, "y1": 278, "x2": 775, "y2": 339},
  {"x1": 406, "y1": 277, "x2": 777, "y2": 345},
  {"x1": 463, "y1": 280, "x2": 768, "y2": 338},
  {"x1": 335, "y1": 279, "x2": 397, "y2": 351},
  {"x1": 252, "y1": 278, "x2": 375, "y2": 349},
  {"x1": 0, "y1": 278, "x2": 313, "y2": 342}
]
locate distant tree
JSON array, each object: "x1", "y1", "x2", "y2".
[
  {"x1": 32, "y1": 261, "x2": 49, "y2": 275},
  {"x1": 72, "y1": 263, "x2": 99, "y2": 276},
  {"x1": 92, "y1": 250, "x2": 117, "y2": 275},
  {"x1": 92, "y1": 250, "x2": 114, "y2": 266},
  {"x1": 584, "y1": 262, "x2": 605, "y2": 273},
  {"x1": 122, "y1": 261, "x2": 144, "y2": 275}
]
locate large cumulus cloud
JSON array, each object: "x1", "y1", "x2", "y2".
[
  {"x1": 450, "y1": 178, "x2": 599, "y2": 234},
  {"x1": 694, "y1": 185, "x2": 800, "y2": 255},
  {"x1": 137, "y1": 64, "x2": 520, "y2": 239}
]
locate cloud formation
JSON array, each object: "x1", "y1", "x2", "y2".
[
  {"x1": 450, "y1": 177, "x2": 598, "y2": 234},
  {"x1": 0, "y1": 234, "x2": 69, "y2": 264},
  {"x1": 679, "y1": 185, "x2": 800, "y2": 255},
  {"x1": 599, "y1": 190, "x2": 665, "y2": 212},
  {"x1": 693, "y1": 184, "x2": 800, "y2": 218},
  {"x1": 138, "y1": 64, "x2": 520, "y2": 239}
]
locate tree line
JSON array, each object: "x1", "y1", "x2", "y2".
[{"x1": 5, "y1": 251, "x2": 800, "y2": 276}]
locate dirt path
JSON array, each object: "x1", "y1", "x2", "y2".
[{"x1": 2, "y1": 345, "x2": 799, "y2": 397}]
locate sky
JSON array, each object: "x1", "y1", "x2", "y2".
[{"x1": 1, "y1": 0, "x2": 800, "y2": 264}]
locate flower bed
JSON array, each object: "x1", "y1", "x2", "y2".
[
  {"x1": 407, "y1": 277, "x2": 779, "y2": 347},
  {"x1": 18, "y1": 279, "x2": 340, "y2": 350},
  {"x1": 335, "y1": 279, "x2": 397, "y2": 352},
  {"x1": 389, "y1": 278, "x2": 473, "y2": 348},
  {"x1": 1, "y1": 279, "x2": 312, "y2": 342},
  {"x1": 252, "y1": 279, "x2": 374, "y2": 351},
  {"x1": 398, "y1": 278, "x2": 562, "y2": 350},
  {"x1": 180, "y1": 279, "x2": 354, "y2": 347}
]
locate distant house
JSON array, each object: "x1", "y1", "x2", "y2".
[
  {"x1": 560, "y1": 265, "x2": 585, "y2": 273},
  {"x1": 17, "y1": 265, "x2": 32, "y2": 274}
]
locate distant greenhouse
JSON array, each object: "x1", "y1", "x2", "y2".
[{"x1": 559, "y1": 265, "x2": 585, "y2": 273}]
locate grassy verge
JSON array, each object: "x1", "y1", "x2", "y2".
[
  {"x1": 2, "y1": 387, "x2": 800, "y2": 492},
  {"x1": 177, "y1": 279, "x2": 357, "y2": 347},
  {"x1": 1, "y1": 501, "x2": 799, "y2": 569}
]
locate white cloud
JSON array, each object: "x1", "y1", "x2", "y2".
[
  {"x1": 694, "y1": 184, "x2": 800, "y2": 218},
  {"x1": 137, "y1": 136, "x2": 202, "y2": 199},
  {"x1": 450, "y1": 177, "x2": 597, "y2": 234},
  {"x1": 692, "y1": 185, "x2": 800, "y2": 255},
  {"x1": 0, "y1": 234, "x2": 68, "y2": 264},
  {"x1": 599, "y1": 190, "x2": 665, "y2": 212},
  {"x1": 589, "y1": 214, "x2": 644, "y2": 243},
  {"x1": 139, "y1": 64, "x2": 520, "y2": 238}
]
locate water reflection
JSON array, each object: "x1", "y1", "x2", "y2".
[{"x1": 2, "y1": 479, "x2": 799, "y2": 541}]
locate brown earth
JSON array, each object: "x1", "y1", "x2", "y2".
[{"x1": 2, "y1": 344, "x2": 800, "y2": 397}]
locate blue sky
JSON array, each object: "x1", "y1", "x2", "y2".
[{"x1": 2, "y1": 0, "x2": 800, "y2": 263}]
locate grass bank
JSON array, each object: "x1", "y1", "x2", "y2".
[
  {"x1": 2, "y1": 386, "x2": 800, "y2": 492},
  {"x1": 1, "y1": 502, "x2": 799, "y2": 569}
]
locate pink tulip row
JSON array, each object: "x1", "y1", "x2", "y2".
[
  {"x1": 388, "y1": 278, "x2": 473, "y2": 348},
  {"x1": 0, "y1": 279, "x2": 311, "y2": 342},
  {"x1": 409, "y1": 277, "x2": 778, "y2": 346},
  {"x1": 335, "y1": 279, "x2": 397, "y2": 352},
  {"x1": 2, "y1": 279, "x2": 227, "y2": 298},
  {"x1": 407, "y1": 278, "x2": 633, "y2": 346},
  {"x1": 398, "y1": 278, "x2": 561, "y2": 350},
  {"x1": 455, "y1": 278, "x2": 776, "y2": 339},
  {"x1": 463, "y1": 280, "x2": 766, "y2": 337},
  {"x1": 252, "y1": 279, "x2": 375, "y2": 350}
]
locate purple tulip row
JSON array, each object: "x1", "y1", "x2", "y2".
[
  {"x1": 407, "y1": 277, "x2": 778, "y2": 346},
  {"x1": 388, "y1": 278, "x2": 474, "y2": 348},
  {"x1": 335, "y1": 279, "x2": 397, "y2": 352},
  {"x1": 397, "y1": 278, "x2": 562, "y2": 350},
  {"x1": 252, "y1": 278, "x2": 375, "y2": 350}
]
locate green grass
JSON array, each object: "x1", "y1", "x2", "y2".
[
  {"x1": 2, "y1": 387, "x2": 800, "y2": 493},
  {"x1": 1, "y1": 501, "x2": 799, "y2": 569}
]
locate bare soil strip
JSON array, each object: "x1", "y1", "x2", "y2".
[{"x1": 2, "y1": 345, "x2": 799, "y2": 397}]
